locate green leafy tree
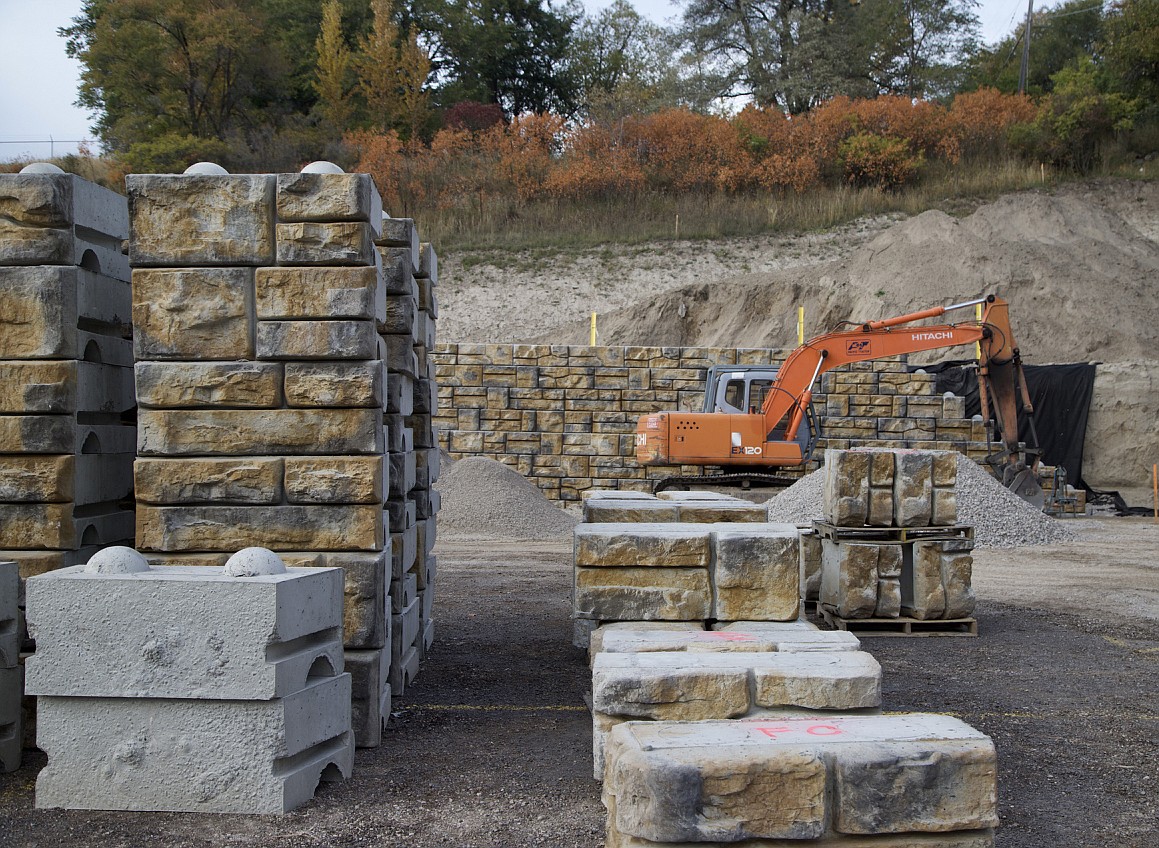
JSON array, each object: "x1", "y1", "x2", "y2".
[
  {"x1": 314, "y1": 0, "x2": 356, "y2": 130},
  {"x1": 1103, "y1": 0, "x2": 1159, "y2": 103}
]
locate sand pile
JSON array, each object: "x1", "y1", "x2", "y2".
[
  {"x1": 435, "y1": 456, "x2": 578, "y2": 539},
  {"x1": 766, "y1": 455, "x2": 1080, "y2": 548}
]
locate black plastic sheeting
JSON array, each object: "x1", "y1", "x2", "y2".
[{"x1": 916, "y1": 361, "x2": 1098, "y2": 489}]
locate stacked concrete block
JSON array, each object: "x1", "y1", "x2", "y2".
[
  {"x1": 126, "y1": 168, "x2": 439, "y2": 746},
  {"x1": 573, "y1": 523, "x2": 802, "y2": 645},
  {"x1": 433, "y1": 345, "x2": 990, "y2": 501},
  {"x1": 0, "y1": 170, "x2": 136, "y2": 584},
  {"x1": 1, "y1": 561, "x2": 19, "y2": 772},
  {"x1": 376, "y1": 220, "x2": 440, "y2": 698},
  {"x1": 819, "y1": 449, "x2": 974, "y2": 622},
  {"x1": 590, "y1": 620, "x2": 861, "y2": 660},
  {"x1": 601, "y1": 714, "x2": 998, "y2": 846},
  {"x1": 582, "y1": 490, "x2": 768, "y2": 523},
  {"x1": 24, "y1": 548, "x2": 353, "y2": 813}
]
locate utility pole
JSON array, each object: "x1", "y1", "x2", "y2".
[{"x1": 1018, "y1": 0, "x2": 1034, "y2": 94}]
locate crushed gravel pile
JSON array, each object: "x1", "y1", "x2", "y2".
[
  {"x1": 765, "y1": 455, "x2": 1081, "y2": 548},
  {"x1": 435, "y1": 456, "x2": 578, "y2": 539}
]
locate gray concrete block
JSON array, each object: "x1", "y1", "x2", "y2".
[
  {"x1": 391, "y1": 597, "x2": 420, "y2": 664},
  {"x1": 382, "y1": 294, "x2": 418, "y2": 337},
  {"x1": 417, "y1": 618, "x2": 434, "y2": 661},
  {"x1": 346, "y1": 647, "x2": 389, "y2": 748},
  {"x1": 0, "y1": 561, "x2": 17, "y2": 667},
  {"x1": 377, "y1": 246, "x2": 418, "y2": 297},
  {"x1": 383, "y1": 415, "x2": 414, "y2": 454},
  {"x1": 386, "y1": 372, "x2": 415, "y2": 416},
  {"x1": 388, "y1": 450, "x2": 417, "y2": 500},
  {"x1": 1, "y1": 665, "x2": 21, "y2": 773},
  {"x1": 419, "y1": 585, "x2": 434, "y2": 624},
  {"x1": 376, "y1": 219, "x2": 420, "y2": 272},
  {"x1": 390, "y1": 642, "x2": 420, "y2": 696},
  {"x1": 26, "y1": 563, "x2": 344, "y2": 700},
  {"x1": 417, "y1": 243, "x2": 437, "y2": 284},
  {"x1": 391, "y1": 571, "x2": 417, "y2": 614},
  {"x1": 383, "y1": 333, "x2": 418, "y2": 377},
  {"x1": 0, "y1": 505, "x2": 133, "y2": 550},
  {"x1": 35, "y1": 674, "x2": 353, "y2": 813},
  {"x1": 391, "y1": 526, "x2": 418, "y2": 580}
]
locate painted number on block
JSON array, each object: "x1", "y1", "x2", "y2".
[
  {"x1": 755, "y1": 724, "x2": 844, "y2": 740},
  {"x1": 695, "y1": 631, "x2": 756, "y2": 642}
]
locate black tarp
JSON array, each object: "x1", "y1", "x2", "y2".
[{"x1": 917, "y1": 361, "x2": 1098, "y2": 489}]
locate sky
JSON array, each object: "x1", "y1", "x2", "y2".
[{"x1": 0, "y1": 0, "x2": 1067, "y2": 160}]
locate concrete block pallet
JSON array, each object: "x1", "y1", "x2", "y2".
[
  {"x1": 126, "y1": 166, "x2": 440, "y2": 747},
  {"x1": 25, "y1": 549, "x2": 353, "y2": 813}
]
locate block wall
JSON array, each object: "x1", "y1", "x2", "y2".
[{"x1": 432, "y1": 344, "x2": 989, "y2": 500}]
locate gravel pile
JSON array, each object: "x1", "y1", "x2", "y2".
[
  {"x1": 435, "y1": 456, "x2": 578, "y2": 539},
  {"x1": 765, "y1": 455, "x2": 1082, "y2": 548}
]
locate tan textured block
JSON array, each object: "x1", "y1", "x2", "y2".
[
  {"x1": 574, "y1": 523, "x2": 711, "y2": 567},
  {"x1": 894, "y1": 451, "x2": 933, "y2": 527},
  {"x1": 574, "y1": 567, "x2": 710, "y2": 620},
  {"x1": 284, "y1": 456, "x2": 386, "y2": 504},
  {"x1": 711, "y1": 529, "x2": 800, "y2": 621},
  {"x1": 275, "y1": 221, "x2": 375, "y2": 266},
  {"x1": 126, "y1": 174, "x2": 275, "y2": 266},
  {"x1": 823, "y1": 449, "x2": 869, "y2": 526},
  {"x1": 138, "y1": 409, "x2": 383, "y2": 456},
  {"x1": 256, "y1": 319, "x2": 378, "y2": 360},
  {"x1": 582, "y1": 500, "x2": 679, "y2": 523},
  {"x1": 132, "y1": 268, "x2": 253, "y2": 360},
  {"x1": 0, "y1": 220, "x2": 71, "y2": 264},
  {"x1": 283, "y1": 360, "x2": 384, "y2": 408},
  {"x1": 321, "y1": 552, "x2": 389, "y2": 649},
  {"x1": 0, "y1": 266, "x2": 77, "y2": 358},
  {"x1": 134, "y1": 457, "x2": 284, "y2": 505},
  {"x1": 800, "y1": 531, "x2": 823, "y2": 601},
  {"x1": 136, "y1": 504, "x2": 384, "y2": 552},
  {"x1": 677, "y1": 502, "x2": 769, "y2": 523},
  {"x1": 0, "y1": 505, "x2": 133, "y2": 550},
  {"x1": 0, "y1": 455, "x2": 73, "y2": 503},
  {"x1": 0, "y1": 173, "x2": 73, "y2": 227},
  {"x1": 592, "y1": 654, "x2": 751, "y2": 721},
  {"x1": 255, "y1": 265, "x2": 383, "y2": 321},
  {"x1": 275, "y1": 172, "x2": 382, "y2": 231},
  {"x1": 820, "y1": 540, "x2": 879, "y2": 619},
  {"x1": 135, "y1": 361, "x2": 282, "y2": 408}
]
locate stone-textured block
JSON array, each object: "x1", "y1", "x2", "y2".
[
  {"x1": 132, "y1": 267, "x2": 254, "y2": 360},
  {"x1": 894, "y1": 451, "x2": 934, "y2": 527},
  {"x1": 821, "y1": 541, "x2": 880, "y2": 619},
  {"x1": 134, "y1": 457, "x2": 284, "y2": 504},
  {"x1": 138, "y1": 408, "x2": 383, "y2": 456},
  {"x1": 583, "y1": 500, "x2": 680, "y2": 523},
  {"x1": 284, "y1": 456, "x2": 386, "y2": 504},
  {"x1": 678, "y1": 502, "x2": 769, "y2": 523},
  {"x1": 0, "y1": 561, "x2": 17, "y2": 668},
  {"x1": 34, "y1": 675, "x2": 353, "y2": 813},
  {"x1": 603, "y1": 715, "x2": 997, "y2": 843},
  {"x1": 574, "y1": 567, "x2": 710, "y2": 621},
  {"x1": 0, "y1": 505, "x2": 133, "y2": 550},
  {"x1": 0, "y1": 360, "x2": 132, "y2": 415},
  {"x1": 323, "y1": 552, "x2": 390, "y2": 650},
  {"x1": 276, "y1": 172, "x2": 382, "y2": 234},
  {"x1": 136, "y1": 361, "x2": 282, "y2": 408},
  {"x1": 26, "y1": 563, "x2": 343, "y2": 699},
  {"x1": 905, "y1": 540, "x2": 975, "y2": 620},
  {"x1": 276, "y1": 222, "x2": 375, "y2": 266},
  {"x1": 597, "y1": 622, "x2": 861, "y2": 656},
  {"x1": 255, "y1": 266, "x2": 384, "y2": 322},
  {"x1": 284, "y1": 360, "x2": 384, "y2": 408},
  {"x1": 711, "y1": 528, "x2": 800, "y2": 621},
  {"x1": 377, "y1": 218, "x2": 420, "y2": 271},
  {"x1": 345, "y1": 647, "x2": 390, "y2": 748},
  {"x1": 574, "y1": 523, "x2": 711, "y2": 568},
  {"x1": 824, "y1": 449, "x2": 870, "y2": 526},
  {"x1": 0, "y1": 220, "x2": 71, "y2": 265},
  {"x1": 127, "y1": 174, "x2": 275, "y2": 266},
  {"x1": 801, "y1": 531, "x2": 823, "y2": 601},
  {"x1": 0, "y1": 455, "x2": 74, "y2": 503},
  {"x1": 137, "y1": 505, "x2": 384, "y2": 552},
  {"x1": 256, "y1": 319, "x2": 378, "y2": 360},
  {"x1": 1, "y1": 666, "x2": 20, "y2": 773},
  {"x1": 0, "y1": 266, "x2": 79, "y2": 358}
]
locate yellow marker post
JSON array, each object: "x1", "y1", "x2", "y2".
[
  {"x1": 590, "y1": 312, "x2": 597, "y2": 346},
  {"x1": 975, "y1": 303, "x2": 983, "y2": 360},
  {"x1": 797, "y1": 306, "x2": 805, "y2": 345}
]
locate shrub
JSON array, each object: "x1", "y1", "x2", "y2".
[{"x1": 838, "y1": 132, "x2": 924, "y2": 188}]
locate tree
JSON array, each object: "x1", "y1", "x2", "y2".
[
  {"x1": 858, "y1": 0, "x2": 980, "y2": 98},
  {"x1": 314, "y1": 0, "x2": 356, "y2": 130},
  {"x1": 1103, "y1": 0, "x2": 1159, "y2": 103},
  {"x1": 355, "y1": 0, "x2": 433, "y2": 141}
]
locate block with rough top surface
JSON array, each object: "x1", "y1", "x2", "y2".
[
  {"x1": 574, "y1": 523, "x2": 712, "y2": 568},
  {"x1": 711, "y1": 527, "x2": 799, "y2": 620}
]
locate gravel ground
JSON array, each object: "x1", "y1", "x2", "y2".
[
  {"x1": 1, "y1": 522, "x2": 1156, "y2": 847},
  {"x1": 436, "y1": 456, "x2": 578, "y2": 540}
]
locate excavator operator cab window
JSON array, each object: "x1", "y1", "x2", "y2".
[
  {"x1": 748, "y1": 380, "x2": 773, "y2": 415},
  {"x1": 723, "y1": 380, "x2": 746, "y2": 411}
]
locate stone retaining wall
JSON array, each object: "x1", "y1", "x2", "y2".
[{"x1": 433, "y1": 344, "x2": 991, "y2": 500}]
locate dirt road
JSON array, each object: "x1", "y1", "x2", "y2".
[{"x1": 1, "y1": 523, "x2": 1156, "y2": 847}]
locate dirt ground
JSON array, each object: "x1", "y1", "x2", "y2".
[{"x1": 1, "y1": 519, "x2": 1156, "y2": 847}]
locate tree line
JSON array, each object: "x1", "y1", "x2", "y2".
[{"x1": 60, "y1": 0, "x2": 1158, "y2": 175}]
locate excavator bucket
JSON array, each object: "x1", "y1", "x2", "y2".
[{"x1": 1005, "y1": 467, "x2": 1045, "y2": 509}]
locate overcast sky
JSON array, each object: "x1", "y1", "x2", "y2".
[{"x1": 0, "y1": 0, "x2": 1060, "y2": 159}]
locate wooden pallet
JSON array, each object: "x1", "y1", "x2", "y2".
[
  {"x1": 812, "y1": 522, "x2": 975, "y2": 544},
  {"x1": 820, "y1": 606, "x2": 978, "y2": 637}
]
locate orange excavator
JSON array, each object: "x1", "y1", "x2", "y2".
[{"x1": 635, "y1": 294, "x2": 1044, "y2": 505}]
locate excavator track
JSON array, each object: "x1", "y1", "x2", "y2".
[{"x1": 653, "y1": 473, "x2": 803, "y2": 493}]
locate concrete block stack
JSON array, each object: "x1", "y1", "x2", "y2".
[
  {"x1": 602, "y1": 714, "x2": 998, "y2": 847},
  {"x1": 1, "y1": 560, "x2": 19, "y2": 772},
  {"x1": 572, "y1": 523, "x2": 802, "y2": 647},
  {"x1": 25, "y1": 547, "x2": 353, "y2": 813},
  {"x1": 582, "y1": 490, "x2": 768, "y2": 523},
  {"x1": 0, "y1": 169, "x2": 136, "y2": 584},
  {"x1": 126, "y1": 167, "x2": 439, "y2": 747},
  {"x1": 375, "y1": 220, "x2": 441, "y2": 697},
  {"x1": 819, "y1": 448, "x2": 976, "y2": 623}
]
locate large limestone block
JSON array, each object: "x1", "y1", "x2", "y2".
[
  {"x1": 574, "y1": 523, "x2": 711, "y2": 568},
  {"x1": 603, "y1": 715, "x2": 997, "y2": 843},
  {"x1": 256, "y1": 319, "x2": 377, "y2": 360},
  {"x1": 583, "y1": 500, "x2": 679, "y2": 523},
  {"x1": 598, "y1": 623, "x2": 860, "y2": 656},
  {"x1": 931, "y1": 451, "x2": 959, "y2": 525},
  {"x1": 132, "y1": 267, "x2": 254, "y2": 360},
  {"x1": 752, "y1": 652, "x2": 882, "y2": 710},
  {"x1": 137, "y1": 504, "x2": 384, "y2": 552},
  {"x1": 323, "y1": 552, "x2": 390, "y2": 650},
  {"x1": 382, "y1": 294, "x2": 418, "y2": 337},
  {"x1": 284, "y1": 456, "x2": 386, "y2": 504},
  {"x1": 0, "y1": 220, "x2": 71, "y2": 265},
  {"x1": 135, "y1": 361, "x2": 282, "y2": 408},
  {"x1": 275, "y1": 222, "x2": 375, "y2": 266},
  {"x1": 377, "y1": 218, "x2": 419, "y2": 270},
  {"x1": 801, "y1": 531, "x2": 823, "y2": 601},
  {"x1": 604, "y1": 823, "x2": 994, "y2": 847},
  {"x1": 134, "y1": 457, "x2": 284, "y2": 504},
  {"x1": 0, "y1": 173, "x2": 75, "y2": 228},
  {"x1": 711, "y1": 528, "x2": 800, "y2": 621},
  {"x1": 821, "y1": 541, "x2": 881, "y2": 619},
  {"x1": 0, "y1": 361, "x2": 130, "y2": 415},
  {"x1": 378, "y1": 246, "x2": 418, "y2": 296},
  {"x1": 138, "y1": 408, "x2": 383, "y2": 456},
  {"x1": 587, "y1": 621, "x2": 703, "y2": 658},
  {"x1": 0, "y1": 266, "x2": 78, "y2": 358},
  {"x1": 35, "y1": 675, "x2": 353, "y2": 813},
  {"x1": 866, "y1": 450, "x2": 896, "y2": 527},
  {"x1": 903, "y1": 540, "x2": 976, "y2": 620},
  {"x1": 678, "y1": 502, "x2": 770, "y2": 523},
  {"x1": 276, "y1": 172, "x2": 383, "y2": 234},
  {"x1": 714, "y1": 621, "x2": 863, "y2": 652},
  {"x1": 418, "y1": 242, "x2": 437, "y2": 284},
  {"x1": 592, "y1": 652, "x2": 752, "y2": 721},
  {"x1": 574, "y1": 567, "x2": 710, "y2": 621},
  {"x1": 0, "y1": 505, "x2": 133, "y2": 550},
  {"x1": 26, "y1": 563, "x2": 343, "y2": 699},
  {"x1": 255, "y1": 265, "x2": 384, "y2": 322},
  {"x1": 875, "y1": 544, "x2": 903, "y2": 618},
  {"x1": 824, "y1": 449, "x2": 870, "y2": 526},
  {"x1": 0, "y1": 455, "x2": 74, "y2": 502},
  {"x1": 284, "y1": 360, "x2": 384, "y2": 408},
  {"x1": 894, "y1": 452, "x2": 934, "y2": 527},
  {"x1": 126, "y1": 174, "x2": 275, "y2": 266}
]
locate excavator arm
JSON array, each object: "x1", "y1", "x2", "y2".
[{"x1": 636, "y1": 295, "x2": 1042, "y2": 501}]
